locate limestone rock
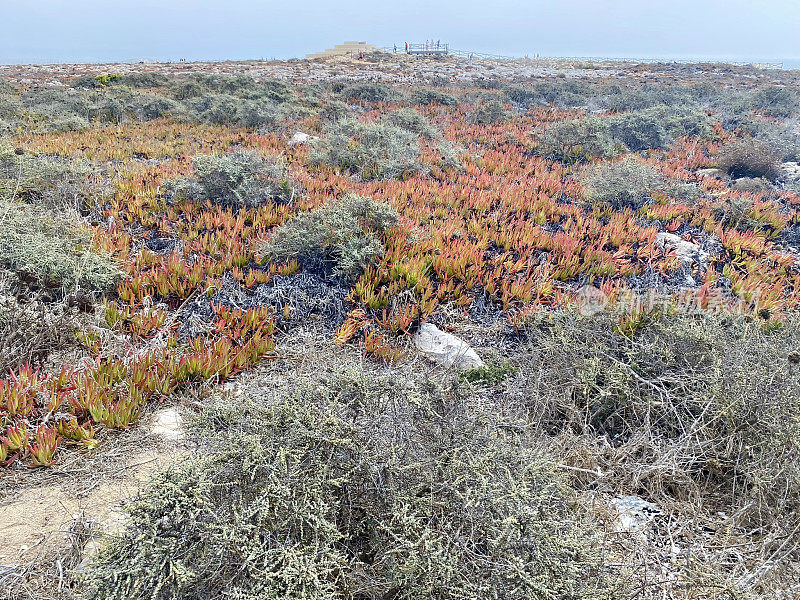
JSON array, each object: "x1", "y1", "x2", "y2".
[
  {"x1": 656, "y1": 232, "x2": 709, "y2": 267},
  {"x1": 781, "y1": 162, "x2": 800, "y2": 182},
  {"x1": 611, "y1": 495, "x2": 661, "y2": 533},
  {"x1": 695, "y1": 167, "x2": 727, "y2": 179},
  {"x1": 287, "y1": 131, "x2": 318, "y2": 146},
  {"x1": 413, "y1": 323, "x2": 484, "y2": 369},
  {"x1": 150, "y1": 407, "x2": 183, "y2": 441}
]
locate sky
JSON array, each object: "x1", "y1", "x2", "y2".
[{"x1": 1, "y1": 0, "x2": 798, "y2": 65}]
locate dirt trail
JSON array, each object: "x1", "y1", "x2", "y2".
[{"x1": 0, "y1": 407, "x2": 186, "y2": 569}]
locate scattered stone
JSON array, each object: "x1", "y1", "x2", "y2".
[
  {"x1": 656, "y1": 232, "x2": 710, "y2": 267},
  {"x1": 150, "y1": 407, "x2": 183, "y2": 441},
  {"x1": 288, "y1": 131, "x2": 318, "y2": 146},
  {"x1": 695, "y1": 167, "x2": 726, "y2": 178},
  {"x1": 611, "y1": 495, "x2": 661, "y2": 533},
  {"x1": 413, "y1": 322, "x2": 484, "y2": 369}
]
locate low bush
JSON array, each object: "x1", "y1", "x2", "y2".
[
  {"x1": 532, "y1": 117, "x2": 618, "y2": 163},
  {"x1": 503, "y1": 85, "x2": 541, "y2": 108},
  {"x1": 340, "y1": 82, "x2": 395, "y2": 104},
  {"x1": 0, "y1": 199, "x2": 120, "y2": 293},
  {"x1": 522, "y1": 80, "x2": 594, "y2": 108},
  {"x1": 580, "y1": 107, "x2": 712, "y2": 154},
  {"x1": 262, "y1": 194, "x2": 398, "y2": 280},
  {"x1": 114, "y1": 72, "x2": 171, "y2": 89},
  {"x1": 185, "y1": 94, "x2": 281, "y2": 128},
  {"x1": 723, "y1": 116, "x2": 800, "y2": 162},
  {"x1": 310, "y1": 117, "x2": 425, "y2": 180},
  {"x1": 0, "y1": 272, "x2": 77, "y2": 372},
  {"x1": 0, "y1": 77, "x2": 15, "y2": 94},
  {"x1": 507, "y1": 310, "x2": 800, "y2": 534},
  {"x1": 608, "y1": 110, "x2": 669, "y2": 151},
  {"x1": 318, "y1": 98, "x2": 352, "y2": 122},
  {"x1": 469, "y1": 99, "x2": 509, "y2": 124},
  {"x1": 582, "y1": 157, "x2": 698, "y2": 210},
  {"x1": 716, "y1": 137, "x2": 783, "y2": 181},
  {"x1": 748, "y1": 85, "x2": 799, "y2": 118},
  {"x1": 711, "y1": 195, "x2": 762, "y2": 232},
  {"x1": 124, "y1": 92, "x2": 181, "y2": 121},
  {"x1": 165, "y1": 150, "x2": 299, "y2": 208},
  {"x1": 84, "y1": 364, "x2": 612, "y2": 600},
  {"x1": 0, "y1": 139, "x2": 100, "y2": 212},
  {"x1": 730, "y1": 176, "x2": 772, "y2": 194},
  {"x1": 409, "y1": 88, "x2": 458, "y2": 106},
  {"x1": 380, "y1": 107, "x2": 438, "y2": 139}
]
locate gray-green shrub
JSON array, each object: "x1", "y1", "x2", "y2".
[
  {"x1": 340, "y1": 82, "x2": 395, "y2": 104},
  {"x1": 310, "y1": 118, "x2": 424, "y2": 180},
  {"x1": 380, "y1": 107, "x2": 438, "y2": 139},
  {"x1": 409, "y1": 88, "x2": 458, "y2": 106},
  {"x1": 716, "y1": 137, "x2": 783, "y2": 181},
  {"x1": 582, "y1": 157, "x2": 698, "y2": 210},
  {"x1": 165, "y1": 150, "x2": 299, "y2": 208},
  {"x1": 470, "y1": 99, "x2": 509, "y2": 124},
  {"x1": 0, "y1": 199, "x2": 121, "y2": 293},
  {"x1": 262, "y1": 194, "x2": 398, "y2": 280},
  {"x1": 532, "y1": 117, "x2": 618, "y2": 163},
  {"x1": 84, "y1": 364, "x2": 612, "y2": 600}
]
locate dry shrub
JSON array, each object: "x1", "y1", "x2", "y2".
[
  {"x1": 380, "y1": 107, "x2": 438, "y2": 139},
  {"x1": 469, "y1": 99, "x2": 509, "y2": 125},
  {"x1": 607, "y1": 106, "x2": 711, "y2": 152},
  {"x1": 0, "y1": 199, "x2": 120, "y2": 294},
  {"x1": 409, "y1": 89, "x2": 458, "y2": 106},
  {"x1": 711, "y1": 194, "x2": 770, "y2": 234},
  {"x1": 531, "y1": 117, "x2": 618, "y2": 163},
  {"x1": 0, "y1": 271, "x2": 78, "y2": 371},
  {"x1": 0, "y1": 138, "x2": 101, "y2": 211},
  {"x1": 339, "y1": 82, "x2": 395, "y2": 104},
  {"x1": 716, "y1": 137, "x2": 783, "y2": 181},
  {"x1": 504, "y1": 309, "x2": 800, "y2": 591},
  {"x1": 84, "y1": 364, "x2": 614, "y2": 600}
]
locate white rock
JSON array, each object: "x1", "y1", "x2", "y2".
[
  {"x1": 150, "y1": 407, "x2": 183, "y2": 441},
  {"x1": 413, "y1": 323, "x2": 484, "y2": 370},
  {"x1": 287, "y1": 131, "x2": 318, "y2": 146},
  {"x1": 781, "y1": 161, "x2": 800, "y2": 182},
  {"x1": 695, "y1": 167, "x2": 727, "y2": 179},
  {"x1": 611, "y1": 495, "x2": 661, "y2": 533},
  {"x1": 656, "y1": 232, "x2": 709, "y2": 267}
]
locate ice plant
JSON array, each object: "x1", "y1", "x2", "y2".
[{"x1": 30, "y1": 426, "x2": 61, "y2": 467}]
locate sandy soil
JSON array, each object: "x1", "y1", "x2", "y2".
[{"x1": 0, "y1": 406, "x2": 186, "y2": 574}]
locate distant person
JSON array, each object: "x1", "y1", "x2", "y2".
[
  {"x1": 393, "y1": 44, "x2": 397, "y2": 53},
  {"x1": 358, "y1": 50, "x2": 364, "y2": 60},
  {"x1": 405, "y1": 42, "x2": 408, "y2": 53},
  {"x1": 437, "y1": 40, "x2": 440, "y2": 49}
]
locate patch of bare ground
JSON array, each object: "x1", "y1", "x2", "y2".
[{"x1": 0, "y1": 404, "x2": 191, "y2": 599}]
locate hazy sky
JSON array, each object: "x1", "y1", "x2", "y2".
[{"x1": 1, "y1": 0, "x2": 798, "y2": 64}]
